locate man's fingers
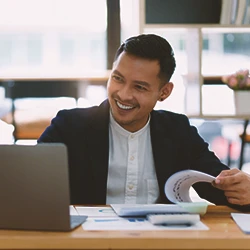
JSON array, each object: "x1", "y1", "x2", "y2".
[
  {"x1": 215, "y1": 168, "x2": 241, "y2": 185},
  {"x1": 219, "y1": 188, "x2": 250, "y2": 205},
  {"x1": 213, "y1": 169, "x2": 234, "y2": 184},
  {"x1": 226, "y1": 196, "x2": 242, "y2": 205},
  {"x1": 217, "y1": 168, "x2": 240, "y2": 178},
  {"x1": 225, "y1": 192, "x2": 250, "y2": 206}
]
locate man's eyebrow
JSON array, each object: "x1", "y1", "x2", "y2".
[
  {"x1": 112, "y1": 70, "x2": 150, "y2": 87},
  {"x1": 112, "y1": 70, "x2": 124, "y2": 77},
  {"x1": 134, "y1": 80, "x2": 150, "y2": 88}
]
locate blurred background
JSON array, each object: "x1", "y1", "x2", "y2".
[{"x1": 0, "y1": 0, "x2": 250, "y2": 174}]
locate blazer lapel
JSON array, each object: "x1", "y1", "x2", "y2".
[
  {"x1": 150, "y1": 111, "x2": 177, "y2": 202},
  {"x1": 85, "y1": 100, "x2": 110, "y2": 204}
]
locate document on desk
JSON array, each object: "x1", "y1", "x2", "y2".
[
  {"x1": 81, "y1": 216, "x2": 209, "y2": 231},
  {"x1": 231, "y1": 213, "x2": 250, "y2": 234},
  {"x1": 75, "y1": 206, "x2": 208, "y2": 231}
]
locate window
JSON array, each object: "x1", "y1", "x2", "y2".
[
  {"x1": 0, "y1": 0, "x2": 107, "y2": 77},
  {"x1": 202, "y1": 28, "x2": 250, "y2": 115}
]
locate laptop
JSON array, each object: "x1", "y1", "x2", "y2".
[{"x1": 0, "y1": 143, "x2": 87, "y2": 231}]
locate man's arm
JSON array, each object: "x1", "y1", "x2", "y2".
[{"x1": 178, "y1": 115, "x2": 250, "y2": 211}]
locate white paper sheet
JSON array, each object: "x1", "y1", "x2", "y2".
[
  {"x1": 231, "y1": 213, "x2": 250, "y2": 234},
  {"x1": 82, "y1": 216, "x2": 209, "y2": 231},
  {"x1": 164, "y1": 170, "x2": 215, "y2": 203}
]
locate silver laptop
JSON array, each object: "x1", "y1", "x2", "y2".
[{"x1": 0, "y1": 143, "x2": 87, "y2": 231}]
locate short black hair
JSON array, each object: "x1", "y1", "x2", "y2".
[{"x1": 114, "y1": 34, "x2": 176, "y2": 83}]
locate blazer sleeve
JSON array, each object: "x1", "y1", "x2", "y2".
[{"x1": 181, "y1": 115, "x2": 250, "y2": 212}]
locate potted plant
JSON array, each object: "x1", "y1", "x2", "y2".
[{"x1": 222, "y1": 69, "x2": 250, "y2": 115}]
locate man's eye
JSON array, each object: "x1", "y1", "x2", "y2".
[
  {"x1": 136, "y1": 85, "x2": 147, "y2": 91},
  {"x1": 112, "y1": 75, "x2": 122, "y2": 82}
]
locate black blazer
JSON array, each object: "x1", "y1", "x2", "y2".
[{"x1": 38, "y1": 100, "x2": 249, "y2": 211}]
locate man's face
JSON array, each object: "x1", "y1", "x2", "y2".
[{"x1": 107, "y1": 52, "x2": 173, "y2": 132}]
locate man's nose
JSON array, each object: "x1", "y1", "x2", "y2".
[{"x1": 117, "y1": 84, "x2": 133, "y2": 99}]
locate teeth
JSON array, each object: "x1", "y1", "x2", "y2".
[{"x1": 116, "y1": 101, "x2": 133, "y2": 110}]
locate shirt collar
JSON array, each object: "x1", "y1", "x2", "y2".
[{"x1": 109, "y1": 111, "x2": 151, "y2": 137}]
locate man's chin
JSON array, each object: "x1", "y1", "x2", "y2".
[
  {"x1": 112, "y1": 114, "x2": 132, "y2": 126},
  {"x1": 113, "y1": 116, "x2": 130, "y2": 125}
]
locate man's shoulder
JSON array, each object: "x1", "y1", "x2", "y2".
[
  {"x1": 38, "y1": 100, "x2": 110, "y2": 143},
  {"x1": 152, "y1": 109, "x2": 189, "y2": 123},
  {"x1": 56, "y1": 99, "x2": 109, "y2": 119},
  {"x1": 150, "y1": 109, "x2": 192, "y2": 135},
  {"x1": 58, "y1": 105, "x2": 99, "y2": 116}
]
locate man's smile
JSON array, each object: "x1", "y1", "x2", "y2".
[{"x1": 116, "y1": 100, "x2": 135, "y2": 110}]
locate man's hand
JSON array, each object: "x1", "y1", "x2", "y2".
[{"x1": 212, "y1": 168, "x2": 250, "y2": 205}]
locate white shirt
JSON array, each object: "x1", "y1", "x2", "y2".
[{"x1": 106, "y1": 112, "x2": 160, "y2": 204}]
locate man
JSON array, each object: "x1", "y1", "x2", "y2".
[{"x1": 38, "y1": 34, "x2": 250, "y2": 211}]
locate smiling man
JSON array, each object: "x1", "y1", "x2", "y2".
[
  {"x1": 108, "y1": 51, "x2": 173, "y2": 132},
  {"x1": 38, "y1": 34, "x2": 250, "y2": 211}
]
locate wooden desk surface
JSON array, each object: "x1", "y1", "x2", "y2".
[{"x1": 0, "y1": 206, "x2": 250, "y2": 250}]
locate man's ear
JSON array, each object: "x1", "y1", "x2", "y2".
[{"x1": 158, "y1": 82, "x2": 174, "y2": 101}]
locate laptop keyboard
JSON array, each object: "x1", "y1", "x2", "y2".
[{"x1": 70, "y1": 215, "x2": 88, "y2": 229}]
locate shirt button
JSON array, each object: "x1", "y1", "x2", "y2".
[
  {"x1": 131, "y1": 134, "x2": 135, "y2": 139},
  {"x1": 128, "y1": 184, "x2": 134, "y2": 190},
  {"x1": 130, "y1": 156, "x2": 134, "y2": 161}
]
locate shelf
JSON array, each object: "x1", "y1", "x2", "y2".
[{"x1": 139, "y1": 0, "x2": 250, "y2": 116}]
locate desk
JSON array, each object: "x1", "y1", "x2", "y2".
[{"x1": 0, "y1": 206, "x2": 250, "y2": 250}]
